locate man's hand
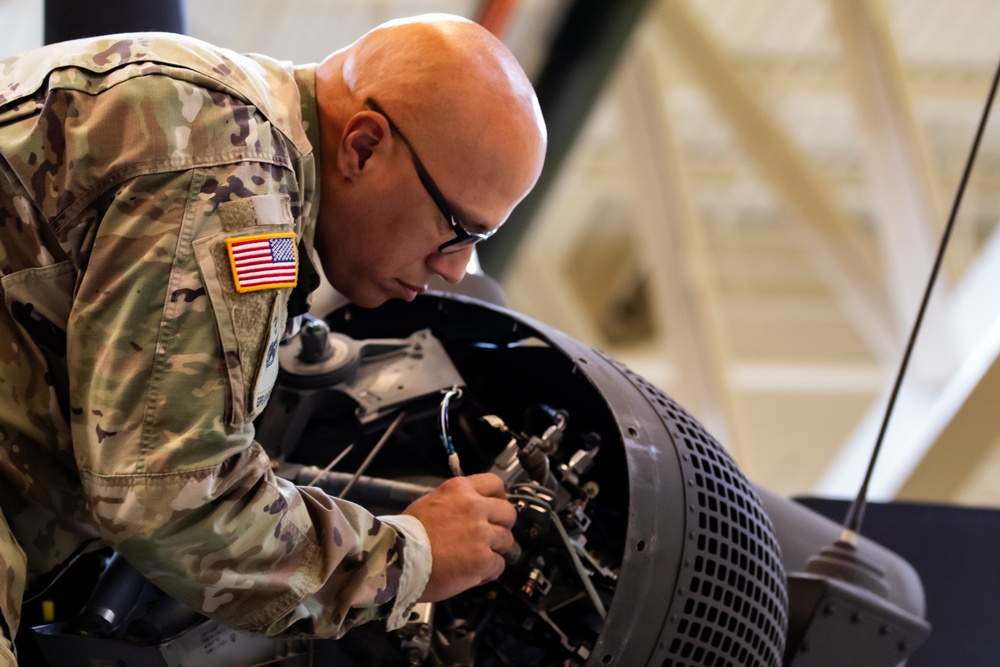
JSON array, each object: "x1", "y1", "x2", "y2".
[{"x1": 403, "y1": 473, "x2": 516, "y2": 602}]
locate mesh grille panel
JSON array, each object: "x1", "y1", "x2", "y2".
[{"x1": 611, "y1": 360, "x2": 788, "y2": 667}]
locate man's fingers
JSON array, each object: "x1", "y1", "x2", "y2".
[
  {"x1": 443, "y1": 474, "x2": 515, "y2": 527},
  {"x1": 464, "y1": 472, "x2": 507, "y2": 499},
  {"x1": 408, "y1": 472, "x2": 520, "y2": 602},
  {"x1": 489, "y1": 522, "x2": 515, "y2": 555},
  {"x1": 486, "y1": 496, "x2": 517, "y2": 528},
  {"x1": 480, "y1": 551, "x2": 506, "y2": 584}
]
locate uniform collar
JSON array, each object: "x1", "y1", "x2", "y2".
[{"x1": 294, "y1": 64, "x2": 321, "y2": 163}]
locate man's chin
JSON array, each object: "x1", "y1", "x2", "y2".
[
  {"x1": 342, "y1": 285, "x2": 392, "y2": 309},
  {"x1": 347, "y1": 295, "x2": 389, "y2": 309}
]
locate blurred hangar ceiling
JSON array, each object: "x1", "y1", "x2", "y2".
[{"x1": 3, "y1": 0, "x2": 1000, "y2": 506}]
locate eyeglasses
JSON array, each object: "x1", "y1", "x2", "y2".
[{"x1": 365, "y1": 98, "x2": 496, "y2": 255}]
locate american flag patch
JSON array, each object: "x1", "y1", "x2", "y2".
[{"x1": 226, "y1": 233, "x2": 298, "y2": 292}]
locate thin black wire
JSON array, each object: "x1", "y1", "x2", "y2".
[{"x1": 843, "y1": 54, "x2": 1000, "y2": 538}]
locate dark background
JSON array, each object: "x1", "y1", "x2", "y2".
[{"x1": 796, "y1": 498, "x2": 1000, "y2": 667}]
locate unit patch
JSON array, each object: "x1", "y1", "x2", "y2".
[{"x1": 226, "y1": 233, "x2": 298, "y2": 292}]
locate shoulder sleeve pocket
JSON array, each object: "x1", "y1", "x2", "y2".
[{"x1": 193, "y1": 227, "x2": 292, "y2": 428}]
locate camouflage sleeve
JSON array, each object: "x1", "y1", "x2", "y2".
[
  {"x1": 0, "y1": 510, "x2": 24, "y2": 665},
  {"x1": 69, "y1": 162, "x2": 430, "y2": 637}
]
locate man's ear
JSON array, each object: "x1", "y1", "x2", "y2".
[{"x1": 338, "y1": 112, "x2": 387, "y2": 177}]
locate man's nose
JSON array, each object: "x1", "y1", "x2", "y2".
[{"x1": 426, "y1": 246, "x2": 474, "y2": 284}]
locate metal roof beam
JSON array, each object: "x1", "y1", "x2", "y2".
[
  {"x1": 478, "y1": 0, "x2": 657, "y2": 278},
  {"x1": 830, "y1": 0, "x2": 958, "y2": 383},
  {"x1": 893, "y1": 315, "x2": 1000, "y2": 501},
  {"x1": 617, "y1": 37, "x2": 736, "y2": 449},
  {"x1": 655, "y1": 0, "x2": 898, "y2": 362},
  {"x1": 816, "y1": 223, "x2": 1000, "y2": 500}
]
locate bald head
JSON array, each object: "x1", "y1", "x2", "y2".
[
  {"x1": 317, "y1": 14, "x2": 545, "y2": 216},
  {"x1": 311, "y1": 15, "x2": 546, "y2": 307},
  {"x1": 340, "y1": 15, "x2": 543, "y2": 132}
]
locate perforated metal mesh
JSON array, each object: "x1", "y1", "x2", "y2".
[{"x1": 619, "y1": 364, "x2": 788, "y2": 667}]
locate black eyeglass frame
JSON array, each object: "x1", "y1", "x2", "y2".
[{"x1": 364, "y1": 98, "x2": 495, "y2": 255}]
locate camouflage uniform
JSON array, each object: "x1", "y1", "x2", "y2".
[{"x1": 0, "y1": 34, "x2": 430, "y2": 661}]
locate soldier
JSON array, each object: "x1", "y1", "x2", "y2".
[{"x1": 0, "y1": 14, "x2": 546, "y2": 663}]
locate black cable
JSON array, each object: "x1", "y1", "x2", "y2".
[{"x1": 842, "y1": 53, "x2": 1000, "y2": 539}]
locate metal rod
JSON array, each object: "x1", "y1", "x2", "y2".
[
  {"x1": 338, "y1": 411, "x2": 406, "y2": 501},
  {"x1": 306, "y1": 444, "x2": 355, "y2": 487},
  {"x1": 551, "y1": 510, "x2": 607, "y2": 619},
  {"x1": 842, "y1": 53, "x2": 1000, "y2": 539}
]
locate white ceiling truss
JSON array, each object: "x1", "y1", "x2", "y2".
[
  {"x1": 3, "y1": 0, "x2": 999, "y2": 506},
  {"x1": 506, "y1": 0, "x2": 1000, "y2": 505}
]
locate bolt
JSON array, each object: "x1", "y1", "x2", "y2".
[{"x1": 299, "y1": 321, "x2": 333, "y2": 363}]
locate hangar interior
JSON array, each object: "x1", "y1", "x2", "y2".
[
  {"x1": 3, "y1": 1, "x2": 1000, "y2": 666},
  {"x1": 6, "y1": 0, "x2": 996, "y2": 508}
]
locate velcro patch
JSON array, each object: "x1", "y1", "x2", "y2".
[{"x1": 226, "y1": 233, "x2": 298, "y2": 292}]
